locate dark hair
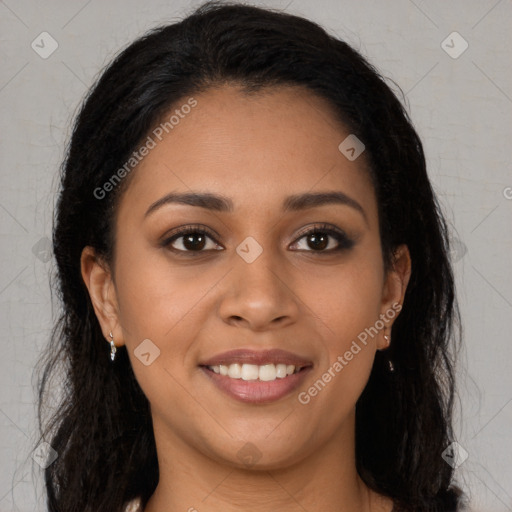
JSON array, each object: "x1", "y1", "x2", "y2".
[{"x1": 37, "y1": 2, "x2": 465, "y2": 511}]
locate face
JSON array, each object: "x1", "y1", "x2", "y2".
[{"x1": 82, "y1": 84, "x2": 410, "y2": 470}]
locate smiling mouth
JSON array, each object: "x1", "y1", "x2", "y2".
[
  {"x1": 199, "y1": 362, "x2": 313, "y2": 404},
  {"x1": 198, "y1": 348, "x2": 314, "y2": 403}
]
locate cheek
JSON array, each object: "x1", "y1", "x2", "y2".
[
  {"x1": 113, "y1": 255, "x2": 211, "y2": 404},
  {"x1": 113, "y1": 241, "x2": 206, "y2": 338},
  {"x1": 305, "y1": 246, "x2": 384, "y2": 397},
  {"x1": 312, "y1": 255, "x2": 384, "y2": 341},
  {"x1": 299, "y1": 270, "x2": 382, "y2": 427},
  {"x1": 113, "y1": 244, "x2": 225, "y2": 390}
]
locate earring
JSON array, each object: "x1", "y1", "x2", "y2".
[
  {"x1": 383, "y1": 331, "x2": 394, "y2": 372},
  {"x1": 109, "y1": 331, "x2": 117, "y2": 362}
]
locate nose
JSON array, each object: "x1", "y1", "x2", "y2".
[{"x1": 218, "y1": 243, "x2": 300, "y2": 332}]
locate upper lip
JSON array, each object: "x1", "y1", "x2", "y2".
[{"x1": 200, "y1": 349, "x2": 313, "y2": 368}]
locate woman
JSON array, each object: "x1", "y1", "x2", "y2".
[{"x1": 37, "y1": 2, "x2": 465, "y2": 511}]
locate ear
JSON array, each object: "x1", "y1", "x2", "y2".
[
  {"x1": 80, "y1": 246, "x2": 125, "y2": 348},
  {"x1": 377, "y1": 244, "x2": 411, "y2": 350}
]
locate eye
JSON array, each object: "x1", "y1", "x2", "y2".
[
  {"x1": 290, "y1": 223, "x2": 354, "y2": 253},
  {"x1": 161, "y1": 222, "x2": 354, "y2": 256},
  {"x1": 161, "y1": 224, "x2": 222, "y2": 255}
]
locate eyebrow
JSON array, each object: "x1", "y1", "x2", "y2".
[{"x1": 144, "y1": 190, "x2": 368, "y2": 224}]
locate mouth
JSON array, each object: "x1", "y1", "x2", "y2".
[{"x1": 198, "y1": 349, "x2": 313, "y2": 404}]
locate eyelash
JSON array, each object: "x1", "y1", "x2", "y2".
[{"x1": 161, "y1": 223, "x2": 355, "y2": 257}]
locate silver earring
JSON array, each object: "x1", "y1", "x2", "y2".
[
  {"x1": 384, "y1": 332, "x2": 394, "y2": 372},
  {"x1": 109, "y1": 331, "x2": 117, "y2": 361}
]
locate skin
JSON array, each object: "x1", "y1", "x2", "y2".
[{"x1": 81, "y1": 84, "x2": 411, "y2": 512}]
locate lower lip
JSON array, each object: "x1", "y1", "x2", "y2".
[{"x1": 200, "y1": 366, "x2": 312, "y2": 404}]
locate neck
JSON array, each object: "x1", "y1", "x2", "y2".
[{"x1": 143, "y1": 408, "x2": 391, "y2": 512}]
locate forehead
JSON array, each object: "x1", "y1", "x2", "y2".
[{"x1": 118, "y1": 84, "x2": 377, "y2": 225}]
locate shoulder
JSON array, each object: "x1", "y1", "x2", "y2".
[
  {"x1": 370, "y1": 490, "x2": 395, "y2": 512},
  {"x1": 124, "y1": 498, "x2": 143, "y2": 512}
]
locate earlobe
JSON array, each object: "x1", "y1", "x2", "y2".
[{"x1": 80, "y1": 246, "x2": 124, "y2": 346}]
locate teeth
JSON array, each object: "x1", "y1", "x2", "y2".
[
  {"x1": 227, "y1": 363, "x2": 242, "y2": 379},
  {"x1": 276, "y1": 364, "x2": 287, "y2": 378},
  {"x1": 241, "y1": 364, "x2": 259, "y2": 380},
  {"x1": 209, "y1": 363, "x2": 301, "y2": 381},
  {"x1": 259, "y1": 364, "x2": 276, "y2": 381}
]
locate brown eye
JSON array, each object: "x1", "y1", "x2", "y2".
[
  {"x1": 161, "y1": 225, "x2": 222, "y2": 255},
  {"x1": 291, "y1": 223, "x2": 355, "y2": 253},
  {"x1": 174, "y1": 232, "x2": 208, "y2": 251}
]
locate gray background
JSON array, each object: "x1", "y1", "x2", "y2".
[{"x1": 1, "y1": 0, "x2": 511, "y2": 510}]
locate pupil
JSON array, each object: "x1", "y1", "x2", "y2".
[{"x1": 184, "y1": 233, "x2": 205, "y2": 250}]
